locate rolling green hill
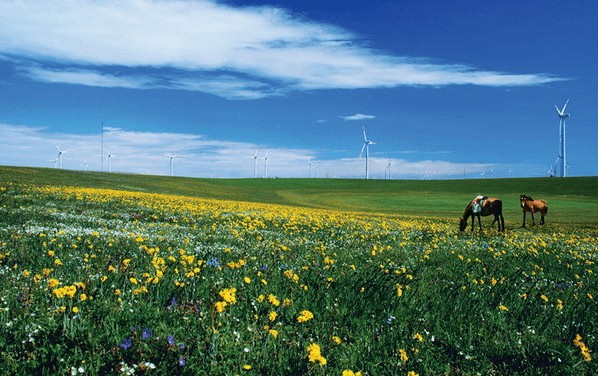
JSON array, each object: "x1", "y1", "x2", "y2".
[{"x1": 1, "y1": 165, "x2": 597, "y2": 224}]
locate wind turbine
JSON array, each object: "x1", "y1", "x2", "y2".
[
  {"x1": 81, "y1": 158, "x2": 89, "y2": 172},
  {"x1": 49, "y1": 158, "x2": 58, "y2": 168},
  {"x1": 386, "y1": 161, "x2": 392, "y2": 180},
  {"x1": 359, "y1": 127, "x2": 376, "y2": 179},
  {"x1": 251, "y1": 149, "x2": 258, "y2": 178},
  {"x1": 167, "y1": 153, "x2": 177, "y2": 177},
  {"x1": 106, "y1": 149, "x2": 115, "y2": 173},
  {"x1": 263, "y1": 153, "x2": 269, "y2": 178},
  {"x1": 55, "y1": 145, "x2": 68, "y2": 169},
  {"x1": 554, "y1": 99, "x2": 570, "y2": 177}
]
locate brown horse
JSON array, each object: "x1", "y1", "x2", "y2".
[
  {"x1": 459, "y1": 197, "x2": 505, "y2": 232},
  {"x1": 520, "y1": 194, "x2": 548, "y2": 226}
]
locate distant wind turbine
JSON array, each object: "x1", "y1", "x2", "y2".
[
  {"x1": 359, "y1": 127, "x2": 376, "y2": 179},
  {"x1": 386, "y1": 161, "x2": 392, "y2": 180},
  {"x1": 554, "y1": 99, "x2": 571, "y2": 177},
  {"x1": 263, "y1": 153, "x2": 269, "y2": 178},
  {"x1": 167, "y1": 153, "x2": 177, "y2": 177},
  {"x1": 106, "y1": 149, "x2": 115, "y2": 173},
  {"x1": 81, "y1": 158, "x2": 89, "y2": 172},
  {"x1": 55, "y1": 145, "x2": 68, "y2": 169},
  {"x1": 251, "y1": 149, "x2": 258, "y2": 178},
  {"x1": 49, "y1": 158, "x2": 58, "y2": 169}
]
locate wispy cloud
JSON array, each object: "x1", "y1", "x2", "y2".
[
  {"x1": 341, "y1": 114, "x2": 376, "y2": 121},
  {"x1": 1, "y1": 123, "x2": 505, "y2": 179},
  {"x1": 0, "y1": 0, "x2": 564, "y2": 99}
]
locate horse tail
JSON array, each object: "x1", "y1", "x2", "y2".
[{"x1": 542, "y1": 200, "x2": 548, "y2": 214}]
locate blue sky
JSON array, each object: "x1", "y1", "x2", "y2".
[{"x1": 0, "y1": 0, "x2": 596, "y2": 179}]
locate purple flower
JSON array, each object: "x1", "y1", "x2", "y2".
[
  {"x1": 178, "y1": 357, "x2": 186, "y2": 367},
  {"x1": 167, "y1": 335, "x2": 176, "y2": 346},
  {"x1": 141, "y1": 328, "x2": 152, "y2": 341},
  {"x1": 119, "y1": 337, "x2": 133, "y2": 351},
  {"x1": 167, "y1": 296, "x2": 178, "y2": 310}
]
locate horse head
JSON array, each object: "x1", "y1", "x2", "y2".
[
  {"x1": 459, "y1": 217, "x2": 467, "y2": 231},
  {"x1": 520, "y1": 194, "x2": 532, "y2": 207}
]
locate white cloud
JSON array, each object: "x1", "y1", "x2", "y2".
[
  {"x1": 341, "y1": 114, "x2": 376, "y2": 121},
  {"x1": 0, "y1": 0, "x2": 563, "y2": 99},
  {"x1": 1, "y1": 123, "x2": 504, "y2": 179}
]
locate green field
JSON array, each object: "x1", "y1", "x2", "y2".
[
  {"x1": 1, "y1": 166, "x2": 597, "y2": 225},
  {"x1": 0, "y1": 166, "x2": 596, "y2": 375}
]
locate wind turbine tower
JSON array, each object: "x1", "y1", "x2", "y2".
[
  {"x1": 55, "y1": 145, "x2": 68, "y2": 169},
  {"x1": 167, "y1": 153, "x2": 177, "y2": 177},
  {"x1": 554, "y1": 99, "x2": 570, "y2": 177},
  {"x1": 263, "y1": 153, "x2": 269, "y2": 178},
  {"x1": 252, "y1": 150, "x2": 258, "y2": 178},
  {"x1": 360, "y1": 127, "x2": 376, "y2": 179},
  {"x1": 106, "y1": 149, "x2": 115, "y2": 173}
]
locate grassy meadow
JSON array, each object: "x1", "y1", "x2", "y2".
[{"x1": 0, "y1": 166, "x2": 596, "y2": 375}]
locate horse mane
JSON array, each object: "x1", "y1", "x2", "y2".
[{"x1": 521, "y1": 194, "x2": 534, "y2": 200}]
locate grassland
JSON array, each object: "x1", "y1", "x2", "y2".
[
  {"x1": 1, "y1": 166, "x2": 597, "y2": 224},
  {"x1": 0, "y1": 166, "x2": 596, "y2": 375}
]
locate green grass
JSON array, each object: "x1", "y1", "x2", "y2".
[
  {"x1": 0, "y1": 167, "x2": 596, "y2": 375},
  {"x1": 1, "y1": 165, "x2": 597, "y2": 224}
]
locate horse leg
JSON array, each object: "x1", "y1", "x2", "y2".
[
  {"x1": 500, "y1": 214, "x2": 505, "y2": 232},
  {"x1": 522, "y1": 211, "x2": 526, "y2": 227},
  {"x1": 540, "y1": 213, "x2": 545, "y2": 225},
  {"x1": 477, "y1": 215, "x2": 482, "y2": 231},
  {"x1": 531, "y1": 212, "x2": 535, "y2": 226}
]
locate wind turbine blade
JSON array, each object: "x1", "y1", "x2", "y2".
[
  {"x1": 362, "y1": 127, "x2": 368, "y2": 141},
  {"x1": 360, "y1": 143, "x2": 366, "y2": 157},
  {"x1": 562, "y1": 99, "x2": 570, "y2": 112}
]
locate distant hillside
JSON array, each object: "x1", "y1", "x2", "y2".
[{"x1": 1, "y1": 165, "x2": 597, "y2": 224}]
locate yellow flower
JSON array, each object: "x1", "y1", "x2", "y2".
[
  {"x1": 54, "y1": 258, "x2": 63, "y2": 266},
  {"x1": 268, "y1": 294, "x2": 280, "y2": 307},
  {"x1": 413, "y1": 333, "x2": 424, "y2": 342},
  {"x1": 114, "y1": 289, "x2": 121, "y2": 296},
  {"x1": 214, "y1": 301, "x2": 227, "y2": 313},
  {"x1": 540, "y1": 294, "x2": 549, "y2": 303},
  {"x1": 332, "y1": 336, "x2": 342, "y2": 345},
  {"x1": 219, "y1": 288, "x2": 237, "y2": 304},
  {"x1": 268, "y1": 311, "x2": 278, "y2": 322},
  {"x1": 307, "y1": 343, "x2": 327, "y2": 366},
  {"x1": 407, "y1": 372, "x2": 419, "y2": 376},
  {"x1": 129, "y1": 277, "x2": 138, "y2": 285},
  {"x1": 244, "y1": 277, "x2": 251, "y2": 284},
  {"x1": 72, "y1": 307, "x2": 79, "y2": 314},
  {"x1": 297, "y1": 310, "x2": 314, "y2": 323},
  {"x1": 342, "y1": 371, "x2": 362, "y2": 376},
  {"x1": 498, "y1": 305, "x2": 509, "y2": 311},
  {"x1": 242, "y1": 365, "x2": 252, "y2": 370},
  {"x1": 399, "y1": 349, "x2": 409, "y2": 363},
  {"x1": 268, "y1": 329, "x2": 278, "y2": 338},
  {"x1": 80, "y1": 294, "x2": 88, "y2": 301},
  {"x1": 48, "y1": 278, "x2": 60, "y2": 288}
]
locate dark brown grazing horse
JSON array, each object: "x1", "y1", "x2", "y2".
[
  {"x1": 459, "y1": 197, "x2": 505, "y2": 232},
  {"x1": 520, "y1": 194, "x2": 548, "y2": 226}
]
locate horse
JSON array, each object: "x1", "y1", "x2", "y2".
[
  {"x1": 520, "y1": 194, "x2": 548, "y2": 226},
  {"x1": 459, "y1": 197, "x2": 505, "y2": 232}
]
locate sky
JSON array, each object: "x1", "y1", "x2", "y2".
[{"x1": 0, "y1": 0, "x2": 596, "y2": 179}]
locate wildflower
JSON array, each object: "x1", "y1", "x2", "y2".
[
  {"x1": 342, "y1": 371, "x2": 362, "y2": 376},
  {"x1": 114, "y1": 289, "x2": 121, "y2": 296},
  {"x1": 72, "y1": 307, "x2": 79, "y2": 314},
  {"x1": 268, "y1": 294, "x2": 280, "y2": 307},
  {"x1": 498, "y1": 305, "x2": 509, "y2": 312},
  {"x1": 219, "y1": 288, "x2": 237, "y2": 304},
  {"x1": 178, "y1": 357, "x2": 186, "y2": 367},
  {"x1": 215, "y1": 301, "x2": 227, "y2": 313},
  {"x1": 141, "y1": 328, "x2": 152, "y2": 341},
  {"x1": 413, "y1": 333, "x2": 424, "y2": 342},
  {"x1": 297, "y1": 310, "x2": 314, "y2": 323},
  {"x1": 268, "y1": 329, "x2": 278, "y2": 338},
  {"x1": 119, "y1": 337, "x2": 133, "y2": 351},
  {"x1": 48, "y1": 278, "x2": 60, "y2": 288},
  {"x1": 396, "y1": 284, "x2": 403, "y2": 297},
  {"x1": 540, "y1": 294, "x2": 549, "y2": 303},
  {"x1": 307, "y1": 343, "x2": 327, "y2": 366},
  {"x1": 129, "y1": 277, "x2": 138, "y2": 285},
  {"x1": 243, "y1": 365, "x2": 252, "y2": 370},
  {"x1": 573, "y1": 334, "x2": 592, "y2": 362},
  {"x1": 268, "y1": 311, "x2": 278, "y2": 322},
  {"x1": 399, "y1": 349, "x2": 409, "y2": 363},
  {"x1": 167, "y1": 335, "x2": 176, "y2": 346},
  {"x1": 386, "y1": 315, "x2": 395, "y2": 325},
  {"x1": 332, "y1": 336, "x2": 342, "y2": 345},
  {"x1": 407, "y1": 372, "x2": 420, "y2": 376},
  {"x1": 244, "y1": 277, "x2": 251, "y2": 284},
  {"x1": 79, "y1": 294, "x2": 88, "y2": 302},
  {"x1": 556, "y1": 299, "x2": 564, "y2": 310},
  {"x1": 167, "y1": 296, "x2": 178, "y2": 310}
]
